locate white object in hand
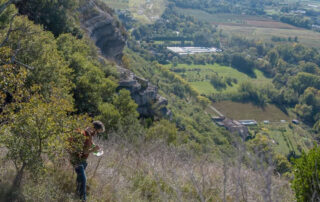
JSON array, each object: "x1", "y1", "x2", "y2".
[{"x1": 93, "y1": 149, "x2": 104, "y2": 157}]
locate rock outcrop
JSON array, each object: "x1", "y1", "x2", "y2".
[
  {"x1": 79, "y1": 0, "x2": 171, "y2": 118},
  {"x1": 117, "y1": 67, "x2": 171, "y2": 117},
  {"x1": 80, "y1": 0, "x2": 126, "y2": 63}
]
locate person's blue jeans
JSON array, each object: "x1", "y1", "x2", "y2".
[{"x1": 75, "y1": 161, "x2": 88, "y2": 201}]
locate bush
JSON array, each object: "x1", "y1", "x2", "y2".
[{"x1": 292, "y1": 145, "x2": 320, "y2": 201}]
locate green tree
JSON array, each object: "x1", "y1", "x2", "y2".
[
  {"x1": 113, "y1": 89, "x2": 139, "y2": 121},
  {"x1": 267, "y1": 49, "x2": 279, "y2": 67},
  {"x1": 292, "y1": 145, "x2": 320, "y2": 201},
  {"x1": 0, "y1": 90, "x2": 90, "y2": 198},
  {"x1": 146, "y1": 119, "x2": 178, "y2": 145},
  {"x1": 15, "y1": 0, "x2": 81, "y2": 36}
]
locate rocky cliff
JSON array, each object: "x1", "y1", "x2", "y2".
[
  {"x1": 117, "y1": 66, "x2": 171, "y2": 117},
  {"x1": 79, "y1": 0, "x2": 170, "y2": 118},
  {"x1": 80, "y1": 0, "x2": 126, "y2": 63}
]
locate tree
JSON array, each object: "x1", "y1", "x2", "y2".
[
  {"x1": 14, "y1": 0, "x2": 81, "y2": 36},
  {"x1": 146, "y1": 119, "x2": 178, "y2": 145},
  {"x1": 267, "y1": 49, "x2": 279, "y2": 67},
  {"x1": 292, "y1": 145, "x2": 320, "y2": 201},
  {"x1": 0, "y1": 89, "x2": 90, "y2": 199},
  {"x1": 113, "y1": 89, "x2": 139, "y2": 123}
]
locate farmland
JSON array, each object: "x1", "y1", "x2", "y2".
[
  {"x1": 175, "y1": 7, "x2": 320, "y2": 49},
  {"x1": 211, "y1": 101, "x2": 292, "y2": 121},
  {"x1": 255, "y1": 123, "x2": 313, "y2": 157},
  {"x1": 176, "y1": 8, "x2": 297, "y2": 29},
  {"x1": 209, "y1": 101, "x2": 313, "y2": 157},
  {"x1": 219, "y1": 25, "x2": 320, "y2": 49},
  {"x1": 103, "y1": 0, "x2": 167, "y2": 24},
  {"x1": 166, "y1": 63, "x2": 272, "y2": 95}
]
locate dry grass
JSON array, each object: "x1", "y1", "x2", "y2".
[{"x1": 0, "y1": 136, "x2": 295, "y2": 201}]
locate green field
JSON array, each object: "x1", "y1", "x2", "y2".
[
  {"x1": 212, "y1": 100, "x2": 292, "y2": 121},
  {"x1": 103, "y1": 0, "x2": 129, "y2": 9},
  {"x1": 257, "y1": 123, "x2": 313, "y2": 156},
  {"x1": 175, "y1": 7, "x2": 320, "y2": 49},
  {"x1": 167, "y1": 63, "x2": 272, "y2": 95},
  {"x1": 219, "y1": 25, "x2": 320, "y2": 49},
  {"x1": 176, "y1": 8, "x2": 273, "y2": 25},
  {"x1": 103, "y1": 0, "x2": 167, "y2": 24}
]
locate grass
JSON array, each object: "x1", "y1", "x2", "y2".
[
  {"x1": 212, "y1": 101, "x2": 291, "y2": 121},
  {"x1": 259, "y1": 123, "x2": 313, "y2": 156},
  {"x1": 176, "y1": 8, "x2": 296, "y2": 28},
  {"x1": 103, "y1": 0, "x2": 129, "y2": 9},
  {"x1": 166, "y1": 63, "x2": 272, "y2": 95},
  {"x1": 175, "y1": 7, "x2": 320, "y2": 49},
  {"x1": 104, "y1": 0, "x2": 167, "y2": 24},
  {"x1": 219, "y1": 25, "x2": 320, "y2": 49}
]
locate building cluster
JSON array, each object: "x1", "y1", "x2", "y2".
[{"x1": 212, "y1": 117, "x2": 254, "y2": 140}]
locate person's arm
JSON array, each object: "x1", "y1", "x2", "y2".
[
  {"x1": 83, "y1": 129, "x2": 100, "y2": 155},
  {"x1": 89, "y1": 142, "x2": 100, "y2": 153}
]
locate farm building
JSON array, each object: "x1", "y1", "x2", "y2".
[
  {"x1": 218, "y1": 118, "x2": 249, "y2": 139},
  {"x1": 167, "y1": 47, "x2": 222, "y2": 55},
  {"x1": 239, "y1": 120, "x2": 257, "y2": 126}
]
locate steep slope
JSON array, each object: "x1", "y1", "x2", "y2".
[
  {"x1": 79, "y1": 0, "x2": 170, "y2": 117},
  {"x1": 79, "y1": 0, "x2": 126, "y2": 63}
]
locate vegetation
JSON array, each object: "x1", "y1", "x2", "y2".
[
  {"x1": 1, "y1": 0, "x2": 320, "y2": 201},
  {"x1": 292, "y1": 145, "x2": 320, "y2": 201}
]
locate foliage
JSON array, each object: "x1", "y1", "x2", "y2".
[
  {"x1": 292, "y1": 145, "x2": 320, "y2": 202},
  {"x1": 146, "y1": 119, "x2": 179, "y2": 145},
  {"x1": 0, "y1": 91, "x2": 88, "y2": 175},
  {"x1": 15, "y1": 0, "x2": 82, "y2": 37},
  {"x1": 56, "y1": 34, "x2": 118, "y2": 115}
]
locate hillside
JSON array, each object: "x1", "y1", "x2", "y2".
[{"x1": 1, "y1": 0, "x2": 320, "y2": 201}]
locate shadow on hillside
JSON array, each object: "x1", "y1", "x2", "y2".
[
  {"x1": 275, "y1": 103, "x2": 289, "y2": 115},
  {"x1": 231, "y1": 65, "x2": 257, "y2": 79},
  {"x1": 0, "y1": 182, "x2": 25, "y2": 202}
]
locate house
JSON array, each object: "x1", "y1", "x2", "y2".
[{"x1": 222, "y1": 119, "x2": 249, "y2": 139}]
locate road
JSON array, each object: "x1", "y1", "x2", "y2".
[{"x1": 209, "y1": 105, "x2": 224, "y2": 117}]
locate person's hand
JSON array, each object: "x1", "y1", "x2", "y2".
[{"x1": 92, "y1": 145, "x2": 100, "y2": 152}]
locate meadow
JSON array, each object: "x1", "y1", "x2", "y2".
[
  {"x1": 103, "y1": 0, "x2": 166, "y2": 24},
  {"x1": 166, "y1": 63, "x2": 272, "y2": 95}
]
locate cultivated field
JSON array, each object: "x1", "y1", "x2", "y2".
[
  {"x1": 219, "y1": 25, "x2": 320, "y2": 49},
  {"x1": 210, "y1": 100, "x2": 313, "y2": 156},
  {"x1": 176, "y1": 8, "x2": 297, "y2": 28},
  {"x1": 176, "y1": 7, "x2": 320, "y2": 49},
  {"x1": 212, "y1": 101, "x2": 291, "y2": 121},
  {"x1": 262, "y1": 123, "x2": 313, "y2": 156}
]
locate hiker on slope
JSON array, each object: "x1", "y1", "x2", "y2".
[{"x1": 69, "y1": 121, "x2": 105, "y2": 201}]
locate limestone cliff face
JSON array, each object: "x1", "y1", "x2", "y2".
[
  {"x1": 117, "y1": 67, "x2": 171, "y2": 117},
  {"x1": 79, "y1": 0, "x2": 170, "y2": 118},
  {"x1": 80, "y1": 0, "x2": 126, "y2": 63}
]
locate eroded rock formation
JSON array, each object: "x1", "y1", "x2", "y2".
[
  {"x1": 80, "y1": 0, "x2": 126, "y2": 63},
  {"x1": 80, "y1": 0, "x2": 171, "y2": 118},
  {"x1": 117, "y1": 67, "x2": 171, "y2": 117}
]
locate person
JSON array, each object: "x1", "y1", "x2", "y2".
[{"x1": 69, "y1": 121, "x2": 105, "y2": 201}]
